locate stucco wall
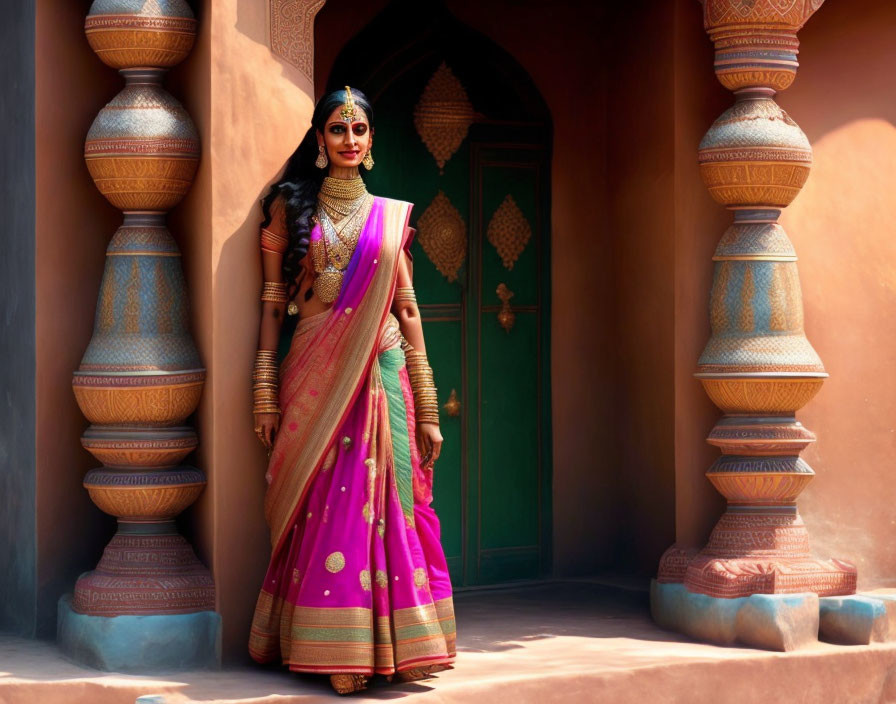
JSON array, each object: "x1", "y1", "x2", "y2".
[
  {"x1": 777, "y1": 0, "x2": 896, "y2": 589},
  {"x1": 34, "y1": 0, "x2": 122, "y2": 637},
  {"x1": 184, "y1": 0, "x2": 318, "y2": 662},
  {"x1": 0, "y1": 0, "x2": 37, "y2": 636}
]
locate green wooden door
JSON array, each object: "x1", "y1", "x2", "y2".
[{"x1": 356, "y1": 46, "x2": 551, "y2": 587}]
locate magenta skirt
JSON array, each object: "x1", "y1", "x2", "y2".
[{"x1": 250, "y1": 313, "x2": 456, "y2": 675}]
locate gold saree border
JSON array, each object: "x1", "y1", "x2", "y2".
[{"x1": 249, "y1": 591, "x2": 456, "y2": 674}]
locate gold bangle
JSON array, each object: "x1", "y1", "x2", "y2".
[
  {"x1": 394, "y1": 286, "x2": 416, "y2": 304},
  {"x1": 253, "y1": 349, "x2": 280, "y2": 415},
  {"x1": 261, "y1": 281, "x2": 289, "y2": 304}
]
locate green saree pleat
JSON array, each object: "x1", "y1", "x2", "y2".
[{"x1": 379, "y1": 348, "x2": 415, "y2": 522}]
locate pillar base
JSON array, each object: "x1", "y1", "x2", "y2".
[
  {"x1": 57, "y1": 594, "x2": 221, "y2": 672},
  {"x1": 684, "y1": 555, "x2": 857, "y2": 598},
  {"x1": 73, "y1": 520, "x2": 215, "y2": 615},
  {"x1": 650, "y1": 580, "x2": 819, "y2": 651}
]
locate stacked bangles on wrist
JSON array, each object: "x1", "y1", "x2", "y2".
[
  {"x1": 253, "y1": 350, "x2": 281, "y2": 417},
  {"x1": 405, "y1": 349, "x2": 439, "y2": 426}
]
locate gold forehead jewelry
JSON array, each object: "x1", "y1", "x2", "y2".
[{"x1": 339, "y1": 86, "x2": 356, "y2": 122}]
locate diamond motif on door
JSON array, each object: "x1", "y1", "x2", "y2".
[
  {"x1": 487, "y1": 195, "x2": 531, "y2": 270},
  {"x1": 417, "y1": 191, "x2": 467, "y2": 282},
  {"x1": 413, "y1": 62, "x2": 475, "y2": 173}
]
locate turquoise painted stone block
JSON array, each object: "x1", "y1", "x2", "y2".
[
  {"x1": 819, "y1": 594, "x2": 896, "y2": 645},
  {"x1": 650, "y1": 580, "x2": 818, "y2": 651},
  {"x1": 57, "y1": 594, "x2": 221, "y2": 673}
]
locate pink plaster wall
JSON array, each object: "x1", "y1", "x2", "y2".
[
  {"x1": 779, "y1": 0, "x2": 896, "y2": 589},
  {"x1": 183, "y1": 0, "x2": 319, "y2": 661}
]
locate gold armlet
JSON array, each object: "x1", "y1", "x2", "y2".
[
  {"x1": 405, "y1": 349, "x2": 439, "y2": 425},
  {"x1": 394, "y1": 286, "x2": 417, "y2": 305},
  {"x1": 261, "y1": 281, "x2": 289, "y2": 304},
  {"x1": 253, "y1": 350, "x2": 281, "y2": 415},
  {"x1": 261, "y1": 228, "x2": 289, "y2": 255}
]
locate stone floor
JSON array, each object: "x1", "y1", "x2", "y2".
[{"x1": 2, "y1": 579, "x2": 896, "y2": 704}]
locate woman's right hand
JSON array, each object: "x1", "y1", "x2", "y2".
[{"x1": 254, "y1": 412, "x2": 281, "y2": 452}]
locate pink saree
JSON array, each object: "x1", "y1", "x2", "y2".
[{"x1": 249, "y1": 197, "x2": 456, "y2": 675}]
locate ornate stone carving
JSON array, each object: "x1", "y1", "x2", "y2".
[
  {"x1": 417, "y1": 191, "x2": 467, "y2": 282},
  {"x1": 656, "y1": 0, "x2": 855, "y2": 621},
  {"x1": 487, "y1": 195, "x2": 531, "y2": 270},
  {"x1": 269, "y1": 0, "x2": 326, "y2": 83},
  {"x1": 414, "y1": 62, "x2": 475, "y2": 173}
]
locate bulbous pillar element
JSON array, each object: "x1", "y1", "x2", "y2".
[
  {"x1": 654, "y1": 0, "x2": 855, "y2": 639},
  {"x1": 62, "y1": 0, "x2": 215, "y2": 640}
]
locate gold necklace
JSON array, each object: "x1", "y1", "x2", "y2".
[
  {"x1": 311, "y1": 180, "x2": 373, "y2": 303},
  {"x1": 319, "y1": 176, "x2": 367, "y2": 221}
]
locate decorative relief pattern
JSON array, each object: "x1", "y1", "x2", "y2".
[
  {"x1": 414, "y1": 62, "x2": 475, "y2": 173},
  {"x1": 269, "y1": 0, "x2": 326, "y2": 83},
  {"x1": 417, "y1": 191, "x2": 467, "y2": 282},
  {"x1": 487, "y1": 195, "x2": 531, "y2": 270}
]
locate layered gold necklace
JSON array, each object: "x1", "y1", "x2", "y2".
[{"x1": 311, "y1": 176, "x2": 373, "y2": 304}]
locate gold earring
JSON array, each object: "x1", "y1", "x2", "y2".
[
  {"x1": 315, "y1": 145, "x2": 328, "y2": 169},
  {"x1": 362, "y1": 149, "x2": 374, "y2": 170}
]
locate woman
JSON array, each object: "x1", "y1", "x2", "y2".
[{"x1": 248, "y1": 87, "x2": 456, "y2": 695}]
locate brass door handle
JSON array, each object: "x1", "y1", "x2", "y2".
[
  {"x1": 443, "y1": 389, "x2": 461, "y2": 417},
  {"x1": 496, "y1": 283, "x2": 515, "y2": 332}
]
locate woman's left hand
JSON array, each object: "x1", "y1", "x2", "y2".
[{"x1": 417, "y1": 422, "x2": 443, "y2": 469}]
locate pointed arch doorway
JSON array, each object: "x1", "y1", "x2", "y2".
[{"x1": 322, "y1": 1, "x2": 552, "y2": 588}]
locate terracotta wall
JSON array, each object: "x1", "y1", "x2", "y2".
[
  {"x1": 34, "y1": 0, "x2": 123, "y2": 637},
  {"x1": 177, "y1": 0, "x2": 318, "y2": 661},
  {"x1": 670, "y1": 0, "x2": 731, "y2": 550},
  {"x1": 604, "y1": 0, "x2": 680, "y2": 574},
  {"x1": 776, "y1": 0, "x2": 896, "y2": 589},
  {"x1": 668, "y1": 0, "x2": 896, "y2": 590}
]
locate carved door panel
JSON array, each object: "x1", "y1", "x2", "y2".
[{"x1": 362, "y1": 56, "x2": 550, "y2": 587}]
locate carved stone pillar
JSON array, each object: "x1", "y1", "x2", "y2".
[
  {"x1": 651, "y1": 0, "x2": 860, "y2": 651},
  {"x1": 57, "y1": 0, "x2": 219, "y2": 672}
]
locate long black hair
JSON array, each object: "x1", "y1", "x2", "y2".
[{"x1": 260, "y1": 87, "x2": 374, "y2": 297}]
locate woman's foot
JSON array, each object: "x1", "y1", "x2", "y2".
[
  {"x1": 393, "y1": 664, "x2": 446, "y2": 683},
  {"x1": 330, "y1": 674, "x2": 369, "y2": 695}
]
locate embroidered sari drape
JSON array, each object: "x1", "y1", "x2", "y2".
[{"x1": 249, "y1": 197, "x2": 456, "y2": 675}]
